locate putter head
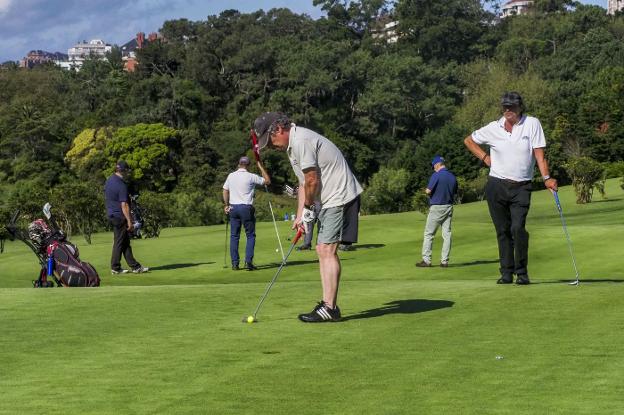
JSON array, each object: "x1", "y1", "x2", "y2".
[
  {"x1": 42, "y1": 203, "x2": 52, "y2": 220},
  {"x1": 568, "y1": 279, "x2": 580, "y2": 286}
]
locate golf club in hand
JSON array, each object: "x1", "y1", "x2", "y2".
[
  {"x1": 243, "y1": 226, "x2": 304, "y2": 323},
  {"x1": 553, "y1": 191, "x2": 580, "y2": 286}
]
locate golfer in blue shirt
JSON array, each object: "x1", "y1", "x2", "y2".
[{"x1": 416, "y1": 156, "x2": 458, "y2": 268}]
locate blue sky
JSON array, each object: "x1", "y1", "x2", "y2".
[{"x1": 0, "y1": 0, "x2": 609, "y2": 63}]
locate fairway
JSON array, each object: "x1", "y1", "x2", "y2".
[{"x1": 1, "y1": 181, "x2": 624, "y2": 414}]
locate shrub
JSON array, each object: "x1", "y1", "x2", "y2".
[
  {"x1": 563, "y1": 157, "x2": 606, "y2": 204},
  {"x1": 411, "y1": 192, "x2": 429, "y2": 215},
  {"x1": 49, "y1": 181, "x2": 106, "y2": 244},
  {"x1": 361, "y1": 168, "x2": 412, "y2": 214},
  {"x1": 136, "y1": 191, "x2": 175, "y2": 237},
  {"x1": 604, "y1": 161, "x2": 624, "y2": 179}
]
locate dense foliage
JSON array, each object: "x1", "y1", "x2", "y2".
[{"x1": 1, "y1": 1, "x2": 623, "y2": 233}]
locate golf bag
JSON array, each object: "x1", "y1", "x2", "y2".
[
  {"x1": 6, "y1": 209, "x2": 100, "y2": 288},
  {"x1": 128, "y1": 194, "x2": 144, "y2": 239}
]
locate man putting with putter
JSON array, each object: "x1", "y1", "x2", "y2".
[
  {"x1": 253, "y1": 112, "x2": 362, "y2": 322},
  {"x1": 464, "y1": 92, "x2": 557, "y2": 285}
]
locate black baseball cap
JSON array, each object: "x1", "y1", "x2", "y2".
[
  {"x1": 253, "y1": 112, "x2": 282, "y2": 149},
  {"x1": 501, "y1": 91, "x2": 523, "y2": 108},
  {"x1": 116, "y1": 160, "x2": 131, "y2": 172}
]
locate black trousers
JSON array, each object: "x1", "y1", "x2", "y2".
[
  {"x1": 485, "y1": 177, "x2": 532, "y2": 277},
  {"x1": 110, "y1": 216, "x2": 140, "y2": 271}
]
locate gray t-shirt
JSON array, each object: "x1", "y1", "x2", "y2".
[{"x1": 287, "y1": 125, "x2": 362, "y2": 209}]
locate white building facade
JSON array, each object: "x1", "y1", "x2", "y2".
[
  {"x1": 64, "y1": 39, "x2": 112, "y2": 70},
  {"x1": 608, "y1": 0, "x2": 624, "y2": 15},
  {"x1": 501, "y1": 0, "x2": 533, "y2": 18}
]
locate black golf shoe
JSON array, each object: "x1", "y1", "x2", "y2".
[
  {"x1": 516, "y1": 274, "x2": 530, "y2": 285},
  {"x1": 497, "y1": 274, "x2": 513, "y2": 284},
  {"x1": 298, "y1": 301, "x2": 341, "y2": 323},
  {"x1": 232, "y1": 263, "x2": 240, "y2": 271},
  {"x1": 245, "y1": 262, "x2": 257, "y2": 271}
]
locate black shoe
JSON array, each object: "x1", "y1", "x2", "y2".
[
  {"x1": 338, "y1": 244, "x2": 354, "y2": 251},
  {"x1": 296, "y1": 244, "x2": 312, "y2": 251},
  {"x1": 245, "y1": 262, "x2": 257, "y2": 271},
  {"x1": 298, "y1": 301, "x2": 341, "y2": 322},
  {"x1": 415, "y1": 260, "x2": 432, "y2": 268},
  {"x1": 516, "y1": 274, "x2": 530, "y2": 285},
  {"x1": 232, "y1": 264, "x2": 240, "y2": 271},
  {"x1": 497, "y1": 274, "x2": 513, "y2": 284}
]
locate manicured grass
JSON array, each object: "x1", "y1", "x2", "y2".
[{"x1": 1, "y1": 180, "x2": 623, "y2": 414}]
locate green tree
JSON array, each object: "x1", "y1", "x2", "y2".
[{"x1": 105, "y1": 123, "x2": 180, "y2": 192}]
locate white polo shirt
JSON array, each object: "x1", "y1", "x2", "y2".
[
  {"x1": 223, "y1": 169, "x2": 265, "y2": 205},
  {"x1": 287, "y1": 125, "x2": 362, "y2": 209},
  {"x1": 472, "y1": 115, "x2": 546, "y2": 182}
]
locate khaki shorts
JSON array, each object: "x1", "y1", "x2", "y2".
[{"x1": 317, "y1": 196, "x2": 360, "y2": 245}]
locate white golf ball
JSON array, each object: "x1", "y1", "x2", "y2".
[{"x1": 275, "y1": 249, "x2": 279, "y2": 252}]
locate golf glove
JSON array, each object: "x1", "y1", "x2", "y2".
[{"x1": 302, "y1": 206, "x2": 316, "y2": 223}]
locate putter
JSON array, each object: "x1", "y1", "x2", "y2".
[
  {"x1": 242, "y1": 227, "x2": 304, "y2": 323},
  {"x1": 553, "y1": 191, "x2": 580, "y2": 286}
]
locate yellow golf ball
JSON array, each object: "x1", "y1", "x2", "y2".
[{"x1": 247, "y1": 316, "x2": 255, "y2": 323}]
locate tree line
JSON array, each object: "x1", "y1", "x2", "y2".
[{"x1": 1, "y1": 0, "x2": 624, "y2": 243}]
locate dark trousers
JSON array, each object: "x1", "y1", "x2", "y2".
[
  {"x1": 110, "y1": 216, "x2": 140, "y2": 271},
  {"x1": 485, "y1": 177, "x2": 532, "y2": 277},
  {"x1": 230, "y1": 205, "x2": 256, "y2": 265},
  {"x1": 303, "y1": 219, "x2": 318, "y2": 247}
]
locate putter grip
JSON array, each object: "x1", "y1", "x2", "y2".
[{"x1": 292, "y1": 228, "x2": 304, "y2": 245}]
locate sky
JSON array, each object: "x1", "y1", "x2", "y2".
[{"x1": 0, "y1": 0, "x2": 609, "y2": 63}]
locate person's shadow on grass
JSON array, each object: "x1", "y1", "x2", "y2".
[
  {"x1": 343, "y1": 299, "x2": 454, "y2": 321},
  {"x1": 253, "y1": 259, "x2": 336, "y2": 270},
  {"x1": 150, "y1": 262, "x2": 214, "y2": 271}
]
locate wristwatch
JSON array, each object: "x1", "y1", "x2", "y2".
[{"x1": 543, "y1": 175, "x2": 551, "y2": 181}]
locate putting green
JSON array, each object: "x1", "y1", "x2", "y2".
[{"x1": 1, "y1": 181, "x2": 623, "y2": 414}]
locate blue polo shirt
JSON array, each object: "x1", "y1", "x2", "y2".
[
  {"x1": 104, "y1": 174, "x2": 129, "y2": 218},
  {"x1": 427, "y1": 168, "x2": 458, "y2": 205}
]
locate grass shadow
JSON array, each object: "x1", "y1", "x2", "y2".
[
  {"x1": 350, "y1": 243, "x2": 385, "y2": 251},
  {"x1": 452, "y1": 259, "x2": 499, "y2": 267},
  {"x1": 592, "y1": 198, "x2": 622, "y2": 204},
  {"x1": 343, "y1": 299, "x2": 454, "y2": 321},
  {"x1": 150, "y1": 262, "x2": 214, "y2": 271}
]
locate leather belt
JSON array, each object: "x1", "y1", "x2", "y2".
[{"x1": 491, "y1": 177, "x2": 531, "y2": 186}]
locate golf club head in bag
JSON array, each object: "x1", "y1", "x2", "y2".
[
  {"x1": 43, "y1": 203, "x2": 52, "y2": 220},
  {"x1": 243, "y1": 226, "x2": 304, "y2": 323},
  {"x1": 552, "y1": 191, "x2": 580, "y2": 286}
]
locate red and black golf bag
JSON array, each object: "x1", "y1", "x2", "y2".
[
  {"x1": 44, "y1": 239, "x2": 100, "y2": 287},
  {"x1": 7, "y1": 210, "x2": 100, "y2": 288}
]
